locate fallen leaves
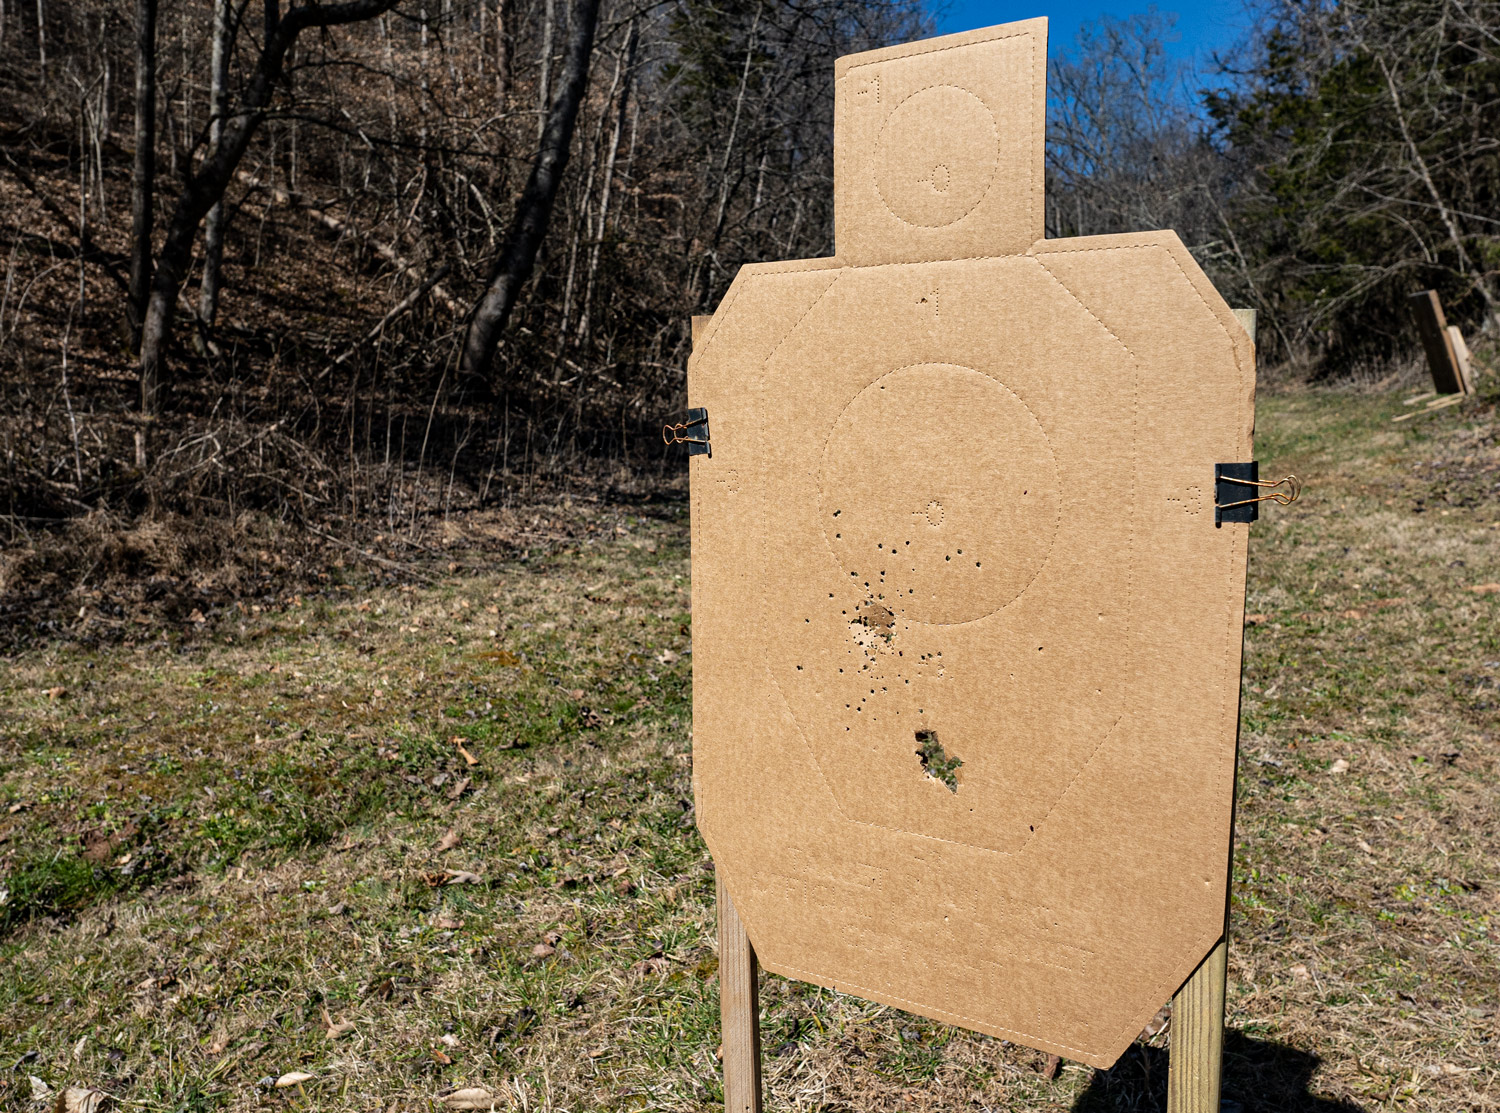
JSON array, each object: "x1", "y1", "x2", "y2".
[
  {"x1": 274, "y1": 1071, "x2": 316, "y2": 1088},
  {"x1": 1329, "y1": 758, "x2": 1350, "y2": 775},
  {"x1": 531, "y1": 929, "x2": 565, "y2": 958},
  {"x1": 425, "y1": 869, "x2": 483, "y2": 887},
  {"x1": 1138, "y1": 1002, "x2": 1171, "y2": 1039},
  {"x1": 1469, "y1": 582, "x2": 1500, "y2": 595},
  {"x1": 476, "y1": 648, "x2": 521, "y2": 666},
  {"x1": 52, "y1": 1086, "x2": 108, "y2": 1113},
  {"x1": 321, "y1": 1007, "x2": 356, "y2": 1039},
  {"x1": 80, "y1": 823, "x2": 138, "y2": 865},
  {"x1": 436, "y1": 827, "x2": 463, "y2": 852},
  {"x1": 450, "y1": 736, "x2": 480, "y2": 767},
  {"x1": 441, "y1": 1088, "x2": 499, "y2": 1109},
  {"x1": 630, "y1": 955, "x2": 670, "y2": 977}
]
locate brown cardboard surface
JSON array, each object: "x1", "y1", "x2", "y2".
[{"x1": 690, "y1": 18, "x2": 1254, "y2": 1070}]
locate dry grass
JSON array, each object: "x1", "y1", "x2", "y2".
[{"x1": 1, "y1": 379, "x2": 1498, "y2": 1112}]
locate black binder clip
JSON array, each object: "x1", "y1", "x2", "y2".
[
  {"x1": 662, "y1": 407, "x2": 711, "y2": 456},
  {"x1": 1215, "y1": 462, "x2": 1301, "y2": 526}
]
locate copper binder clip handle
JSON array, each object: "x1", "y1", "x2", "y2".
[
  {"x1": 1216, "y1": 474, "x2": 1301, "y2": 511},
  {"x1": 661, "y1": 407, "x2": 711, "y2": 455}
]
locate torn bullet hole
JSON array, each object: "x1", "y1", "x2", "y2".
[{"x1": 915, "y1": 730, "x2": 962, "y2": 792}]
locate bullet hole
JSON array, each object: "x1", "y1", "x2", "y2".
[
  {"x1": 915, "y1": 730, "x2": 962, "y2": 792},
  {"x1": 857, "y1": 602, "x2": 895, "y2": 630}
]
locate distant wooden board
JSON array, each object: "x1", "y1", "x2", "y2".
[
  {"x1": 1447, "y1": 325, "x2": 1474, "y2": 393},
  {"x1": 1409, "y1": 290, "x2": 1467, "y2": 394}
]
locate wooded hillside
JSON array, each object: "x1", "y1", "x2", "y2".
[{"x1": 0, "y1": 0, "x2": 1495, "y2": 618}]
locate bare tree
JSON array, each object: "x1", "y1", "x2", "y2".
[
  {"x1": 494, "y1": 0, "x2": 510, "y2": 112},
  {"x1": 197, "y1": 0, "x2": 235, "y2": 330},
  {"x1": 459, "y1": 0, "x2": 600, "y2": 382},
  {"x1": 128, "y1": 0, "x2": 157, "y2": 342},
  {"x1": 138, "y1": 0, "x2": 404, "y2": 414}
]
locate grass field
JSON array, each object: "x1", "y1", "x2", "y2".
[{"x1": 1, "y1": 382, "x2": 1497, "y2": 1112}]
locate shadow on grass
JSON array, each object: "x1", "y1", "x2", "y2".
[{"x1": 1072, "y1": 1030, "x2": 1366, "y2": 1113}]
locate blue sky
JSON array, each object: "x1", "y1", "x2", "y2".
[{"x1": 933, "y1": 0, "x2": 1255, "y2": 75}]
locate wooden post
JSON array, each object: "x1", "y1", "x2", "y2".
[
  {"x1": 1446, "y1": 325, "x2": 1474, "y2": 394},
  {"x1": 717, "y1": 875, "x2": 763, "y2": 1113},
  {"x1": 1166, "y1": 306, "x2": 1255, "y2": 1112},
  {"x1": 1168, "y1": 940, "x2": 1229, "y2": 1113},
  {"x1": 1409, "y1": 290, "x2": 1468, "y2": 394}
]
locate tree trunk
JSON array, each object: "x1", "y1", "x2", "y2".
[
  {"x1": 1375, "y1": 52, "x2": 1499, "y2": 324},
  {"x1": 459, "y1": 0, "x2": 600, "y2": 382},
  {"x1": 138, "y1": 0, "x2": 403, "y2": 414},
  {"x1": 579, "y1": 18, "x2": 635, "y2": 340},
  {"x1": 536, "y1": 0, "x2": 553, "y2": 141},
  {"x1": 494, "y1": 0, "x2": 509, "y2": 113},
  {"x1": 198, "y1": 0, "x2": 233, "y2": 327},
  {"x1": 128, "y1": 0, "x2": 156, "y2": 347}
]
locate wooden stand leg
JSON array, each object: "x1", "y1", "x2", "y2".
[
  {"x1": 1167, "y1": 937, "x2": 1228, "y2": 1112},
  {"x1": 717, "y1": 875, "x2": 763, "y2": 1113}
]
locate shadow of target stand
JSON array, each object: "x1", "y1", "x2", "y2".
[{"x1": 675, "y1": 19, "x2": 1296, "y2": 1112}]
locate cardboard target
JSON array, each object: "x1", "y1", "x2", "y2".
[{"x1": 689, "y1": 18, "x2": 1254, "y2": 1069}]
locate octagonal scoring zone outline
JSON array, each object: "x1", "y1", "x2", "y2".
[{"x1": 743, "y1": 259, "x2": 1140, "y2": 856}]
